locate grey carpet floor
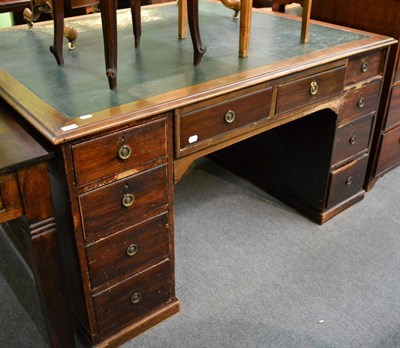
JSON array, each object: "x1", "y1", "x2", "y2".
[{"x1": 0, "y1": 158, "x2": 399, "y2": 348}]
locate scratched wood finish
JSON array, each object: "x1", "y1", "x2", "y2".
[
  {"x1": 72, "y1": 118, "x2": 167, "y2": 187},
  {"x1": 311, "y1": 0, "x2": 400, "y2": 188},
  {"x1": 344, "y1": 51, "x2": 385, "y2": 86},
  {"x1": 79, "y1": 164, "x2": 169, "y2": 241},
  {"x1": 339, "y1": 80, "x2": 381, "y2": 126}
]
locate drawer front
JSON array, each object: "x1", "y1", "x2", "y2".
[
  {"x1": 332, "y1": 114, "x2": 374, "y2": 164},
  {"x1": 345, "y1": 50, "x2": 385, "y2": 85},
  {"x1": 179, "y1": 86, "x2": 272, "y2": 150},
  {"x1": 339, "y1": 80, "x2": 381, "y2": 125},
  {"x1": 375, "y1": 125, "x2": 400, "y2": 176},
  {"x1": 86, "y1": 213, "x2": 170, "y2": 289},
  {"x1": 79, "y1": 165, "x2": 168, "y2": 240},
  {"x1": 326, "y1": 154, "x2": 368, "y2": 209},
  {"x1": 93, "y1": 260, "x2": 172, "y2": 339},
  {"x1": 385, "y1": 84, "x2": 400, "y2": 130},
  {"x1": 73, "y1": 118, "x2": 167, "y2": 187},
  {"x1": 276, "y1": 66, "x2": 346, "y2": 115}
]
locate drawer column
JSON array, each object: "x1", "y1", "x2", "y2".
[{"x1": 57, "y1": 113, "x2": 179, "y2": 347}]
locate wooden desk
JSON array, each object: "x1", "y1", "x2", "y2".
[{"x1": 0, "y1": 4, "x2": 396, "y2": 347}]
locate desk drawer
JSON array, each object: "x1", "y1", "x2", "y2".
[
  {"x1": 93, "y1": 260, "x2": 172, "y2": 339},
  {"x1": 275, "y1": 66, "x2": 346, "y2": 115},
  {"x1": 385, "y1": 84, "x2": 400, "y2": 130},
  {"x1": 326, "y1": 154, "x2": 368, "y2": 209},
  {"x1": 79, "y1": 165, "x2": 168, "y2": 240},
  {"x1": 86, "y1": 213, "x2": 170, "y2": 289},
  {"x1": 332, "y1": 114, "x2": 373, "y2": 165},
  {"x1": 73, "y1": 118, "x2": 167, "y2": 187},
  {"x1": 375, "y1": 125, "x2": 400, "y2": 176},
  {"x1": 339, "y1": 80, "x2": 380, "y2": 125},
  {"x1": 178, "y1": 85, "x2": 272, "y2": 151},
  {"x1": 345, "y1": 50, "x2": 385, "y2": 85}
]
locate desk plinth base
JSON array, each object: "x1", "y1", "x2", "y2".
[{"x1": 75, "y1": 299, "x2": 180, "y2": 348}]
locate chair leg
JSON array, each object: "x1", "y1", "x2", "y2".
[
  {"x1": 100, "y1": 0, "x2": 118, "y2": 89},
  {"x1": 239, "y1": 0, "x2": 252, "y2": 57},
  {"x1": 131, "y1": 0, "x2": 141, "y2": 47},
  {"x1": 187, "y1": 0, "x2": 206, "y2": 65},
  {"x1": 178, "y1": 0, "x2": 188, "y2": 39},
  {"x1": 49, "y1": 0, "x2": 64, "y2": 65},
  {"x1": 300, "y1": 0, "x2": 312, "y2": 43}
]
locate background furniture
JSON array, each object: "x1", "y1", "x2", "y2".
[
  {"x1": 0, "y1": 102, "x2": 75, "y2": 348},
  {"x1": 271, "y1": 0, "x2": 302, "y2": 12},
  {"x1": 0, "y1": 5, "x2": 395, "y2": 346},
  {"x1": 310, "y1": 0, "x2": 400, "y2": 189}
]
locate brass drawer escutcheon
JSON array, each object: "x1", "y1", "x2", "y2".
[
  {"x1": 357, "y1": 97, "x2": 365, "y2": 108},
  {"x1": 346, "y1": 176, "x2": 353, "y2": 186}
]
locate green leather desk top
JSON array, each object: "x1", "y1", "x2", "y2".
[{"x1": 0, "y1": 2, "x2": 393, "y2": 143}]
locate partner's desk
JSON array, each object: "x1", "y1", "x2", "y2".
[{"x1": 0, "y1": 3, "x2": 396, "y2": 347}]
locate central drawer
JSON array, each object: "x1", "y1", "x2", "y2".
[
  {"x1": 177, "y1": 84, "x2": 272, "y2": 154},
  {"x1": 79, "y1": 165, "x2": 168, "y2": 240},
  {"x1": 276, "y1": 66, "x2": 346, "y2": 115}
]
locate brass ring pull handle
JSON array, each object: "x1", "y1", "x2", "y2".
[
  {"x1": 346, "y1": 176, "x2": 353, "y2": 186},
  {"x1": 122, "y1": 193, "x2": 135, "y2": 207},
  {"x1": 224, "y1": 110, "x2": 236, "y2": 124},
  {"x1": 357, "y1": 97, "x2": 365, "y2": 108},
  {"x1": 349, "y1": 134, "x2": 357, "y2": 145},
  {"x1": 361, "y1": 61, "x2": 368, "y2": 73},
  {"x1": 309, "y1": 81, "x2": 319, "y2": 96},
  {"x1": 126, "y1": 244, "x2": 139, "y2": 257},
  {"x1": 130, "y1": 292, "x2": 142, "y2": 304},
  {"x1": 118, "y1": 145, "x2": 132, "y2": 160}
]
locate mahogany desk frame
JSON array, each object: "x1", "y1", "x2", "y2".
[{"x1": 0, "y1": 7, "x2": 396, "y2": 348}]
